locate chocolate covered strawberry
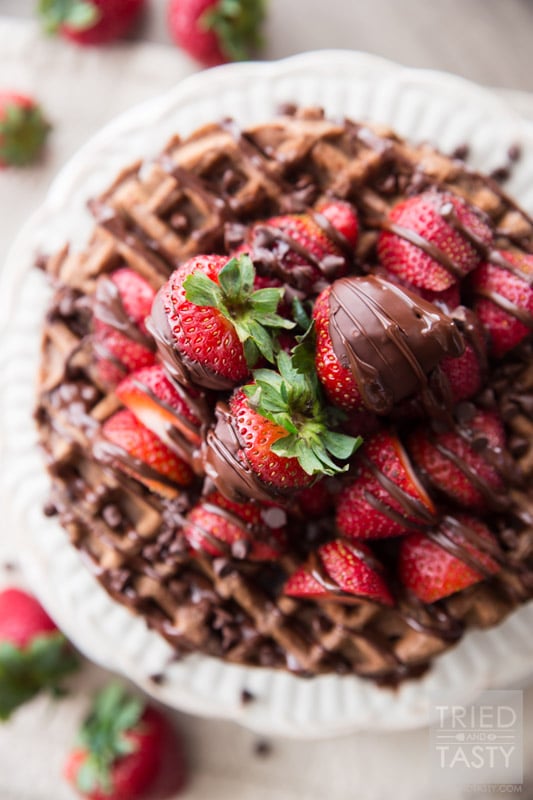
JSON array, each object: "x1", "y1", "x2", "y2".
[
  {"x1": 167, "y1": 0, "x2": 266, "y2": 66},
  {"x1": 0, "y1": 92, "x2": 50, "y2": 167},
  {"x1": 336, "y1": 430, "x2": 436, "y2": 540},
  {"x1": 38, "y1": 0, "x2": 145, "y2": 46},
  {"x1": 116, "y1": 364, "x2": 204, "y2": 457},
  {"x1": 64, "y1": 683, "x2": 186, "y2": 800},
  {"x1": 93, "y1": 267, "x2": 156, "y2": 386},
  {"x1": 408, "y1": 408, "x2": 505, "y2": 510},
  {"x1": 241, "y1": 201, "x2": 357, "y2": 292},
  {"x1": 284, "y1": 540, "x2": 394, "y2": 606},
  {"x1": 471, "y1": 251, "x2": 533, "y2": 357},
  {"x1": 399, "y1": 515, "x2": 500, "y2": 603},
  {"x1": 0, "y1": 587, "x2": 79, "y2": 720},
  {"x1": 148, "y1": 253, "x2": 293, "y2": 392},
  {"x1": 100, "y1": 409, "x2": 193, "y2": 496},
  {"x1": 377, "y1": 190, "x2": 492, "y2": 291},
  {"x1": 183, "y1": 490, "x2": 287, "y2": 560}
]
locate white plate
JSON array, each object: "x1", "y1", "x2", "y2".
[{"x1": 1, "y1": 50, "x2": 533, "y2": 738}]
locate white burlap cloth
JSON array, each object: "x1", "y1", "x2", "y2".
[{"x1": 1, "y1": 17, "x2": 533, "y2": 800}]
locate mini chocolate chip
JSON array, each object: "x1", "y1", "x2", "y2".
[
  {"x1": 508, "y1": 143, "x2": 522, "y2": 162},
  {"x1": 253, "y1": 739, "x2": 272, "y2": 758},
  {"x1": 240, "y1": 689, "x2": 256, "y2": 705},
  {"x1": 149, "y1": 673, "x2": 166, "y2": 685},
  {"x1": 2, "y1": 561, "x2": 18, "y2": 572},
  {"x1": 231, "y1": 539, "x2": 250, "y2": 559},
  {"x1": 102, "y1": 504, "x2": 123, "y2": 529},
  {"x1": 451, "y1": 143, "x2": 470, "y2": 161},
  {"x1": 170, "y1": 213, "x2": 189, "y2": 233},
  {"x1": 490, "y1": 166, "x2": 510, "y2": 183},
  {"x1": 43, "y1": 501, "x2": 58, "y2": 517},
  {"x1": 277, "y1": 102, "x2": 297, "y2": 116}
]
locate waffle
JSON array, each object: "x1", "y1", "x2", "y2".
[{"x1": 36, "y1": 107, "x2": 533, "y2": 682}]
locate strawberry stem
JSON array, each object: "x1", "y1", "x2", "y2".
[
  {"x1": 201, "y1": 0, "x2": 266, "y2": 61},
  {"x1": 184, "y1": 254, "x2": 294, "y2": 367},
  {"x1": 37, "y1": 0, "x2": 100, "y2": 34}
]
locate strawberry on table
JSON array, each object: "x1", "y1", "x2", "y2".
[
  {"x1": 183, "y1": 490, "x2": 287, "y2": 559},
  {"x1": 407, "y1": 408, "x2": 505, "y2": 510},
  {"x1": 101, "y1": 409, "x2": 194, "y2": 496},
  {"x1": 38, "y1": 0, "x2": 145, "y2": 46},
  {"x1": 0, "y1": 92, "x2": 50, "y2": 168},
  {"x1": 336, "y1": 430, "x2": 436, "y2": 540},
  {"x1": 399, "y1": 515, "x2": 500, "y2": 603},
  {"x1": 64, "y1": 683, "x2": 186, "y2": 800},
  {"x1": 149, "y1": 253, "x2": 293, "y2": 391},
  {"x1": 471, "y1": 251, "x2": 533, "y2": 357},
  {"x1": 0, "y1": 587, "x2": 79, "y2": 720},
  {"x1": 377, "y1": 190, "x2": 492, "y2": 291},
  {"x1": 167, "y1": 0, "x2": 266, "y2": 67},
  {"x1": 93, "y1": 267, "x2": 156, "y2": 387},
  {"x1": 284, "y1": 540, "x2": 394, "y2": 606}
]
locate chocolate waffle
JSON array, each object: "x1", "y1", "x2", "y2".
[{"x1": 36, "y1": 107, "x2": 533, "y2": 682}]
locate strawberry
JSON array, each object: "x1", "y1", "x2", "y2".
[
  {"x1": 150, "y1": 253, "x2": 293, "y2": 391},
  {"x1": 336, "y1": 430, "x2": 436, "y2": 540},
  {"x1": 284, "y1": 540, "x2": 394, "y2": 606},
  {"x1": 242, "y1": 205, "x2": 354, "y2": 293},
  {"x1": 313, "y1": 285, "x2": 363, "y2": 411},
  {"x1": 93, "y1": 268, "x2": 156, "y2": 386},
  {"x1": 471, "y1": 251, "x2": 533, "y2": 357},
  {"x1": 399, "y1": 515, "x2": 500, "y2": 603},
  {"x1": 377, "y1": 191, "x2": 492, "y2": 291},
  {"x1": 64, "y1": 684, "x2": 186, "y2": 800},
  {"x1": 227, "y1": 351, "x2": 362, "y2": 494},
  {"x1": 101, "y1": 408, "x2": 193, "y2": 496},
  {"x1": 375, "y1": 266, "x2": 461, "y2": 309},
  {"x1": 0, "y1": 92, "x2": 50, "y2": 167},
  {"x1": 407, "y1": 408, "x2": 505, "y2": 510},
  {"x1": 167, "y1": 0, "x2": 266, "y2": 67},
  {"x1": 38, "y1": 0, "x2": 145, "y2": 46},
  {"x1": 316, "y1": 200, "x2": 359, "y2": 248},
  {"x1": 183, "y1": 490, "x2": 287, "y2": 560},
  {"x1": 440, "y1": 342, "x2": 485, "y2": 403},
  {"x1": 0, "y1": 587, "x2": 79, "y2": 720},
  {"x1": 292, "y1": 479, "x2": 333, "y2": 518},
  {"x1": 115, "y1": 364, "x2": 203, "y2": 455}
]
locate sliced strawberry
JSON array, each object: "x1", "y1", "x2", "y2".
[
  {"x1": 399, "y1": 515, "x2": 500, "y2": 602},
  {"x1": 93, "y1": 268, "x2": 156, "y2": 386},
  {"x1": 336, "y1": 430, "x2": 436, "y2": 540},
  {"x1": 377, "y1": 191, "x2": 492, "y2": 291},
  {"x1": 407, "y1": 408, "x2": 505, "y2": 510},
  {"x1": 115, "y1": 364, "x2": 203, "y2": 454},
  {"x1": 284, "y1": 540, "x2": 394, "y2": 606},
  {"x1": 316, "y1": 199, "x2": 359, "y2": 247},
  {"x1": 183, "y1": 491, "x2": 287, "y2": 560},
  {"x1": 101, "y1": 409, "x2": 193, "y2": 497},
  {"x1": 440, "y1": 341, "x2": 485, "y2": 403},
  {"x1": 313, "y1": 286, "x2": 363, "y2": 411},
  {"x1": 471, "y1": 251, "x2": 533, "y2": 357}
]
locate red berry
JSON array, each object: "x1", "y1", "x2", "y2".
[
  {"x1": 377, "y1": 191, "x2": 492, "y2": 291},
  {"x1": 399, "y1": 515, "x2": 500, "y2": 602},
  {"x1": 336, "y1": 430, "x2": 436, "y2": 540},
  {"x1": 471, "y1": 251, "x2": 533, "y2": 357},
  {"x1": 407, "y1": 409, "x2": 505, "y2": 510},
  {"x1": 167, "y1": 0, "x2": 266, "y2": 67},
  {"x1": 101, "y1": 409, "x2": 193, "y2": 496},
  {"x1": 0, "y1": 92, "x2": 50, "y2": 167},
  {"x1": 316, "y1": 200, "x2": 359, "y2": 247},
  {"x1": 39, "y1": 0, "x2": 145, "y2": 46},
  {"x1": 284, "y1": 540, "x2": 394, "y2": 606},
  {"x1": 0, "y1": 588, "x2": 57, "y2": 649}
]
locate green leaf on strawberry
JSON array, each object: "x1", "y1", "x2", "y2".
[
  {"x1": 0, "y1": 632, "x2": 79, "y2": 720},
  {"x1": 184, "y1": 254, "x2": 294, "y2": 367},
  {"x1": 243, "y1": 350, "x2": 363, "y2": 477},
  {"x1": 37, "y1": 0, "x2": 101, "y2": 34},
  {"x1": 202, "y1": 0, "x2": 266, "y2": 62}
]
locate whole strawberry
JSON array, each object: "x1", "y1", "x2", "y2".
[
  {"x1": 93, "y1": 267, "x2": 156, "y2": 387},
  {"x1": 100, "y1": 408, "x2": 194, "y2": 496},
  {"x1": 0, "y1": 92, "x2": 50, "y2": 167},
  {"x1": 64, "y1": 683, "x2": 186, "y2": 800},
  {"x1": 377, "y1": 190, "x2": 492, "y2": 292},
  {"x1": 183, "y1": 490, "x2": 287, "y2": 559},
  {"x1": 148, "y1": 253, "x2": 293, "y2": 391},
  {"x1": 399, "y1": 515, "x2": 500, "y2": 603},
  {"x1": 205, "y1": 351, "x2": 362, "y2": 502},
  {"x1": 0, "y1": 587, "x2": 79, "y2": 720},
  {"x1": 241, "y1": 201, "x2": 356, "y2": 293},
  {"x1": 336, "y1": 429, "x2": 436, "y2": 540},
  {"x1": 38, "y1": 0, "x2": 145, "y2": 46},
  {"x1": 284, "y1": 540, "x2": 394, "y2": 606},
  {"x1": 471, "y1": 251, "x2": 533, "y2": 357},
  {"x1": 167, "y1": 0, "x2": 266, "y2": 67}
]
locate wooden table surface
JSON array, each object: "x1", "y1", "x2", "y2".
[{"x1": 4, "y1": 0, "x2": 533, "y2": 92}]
